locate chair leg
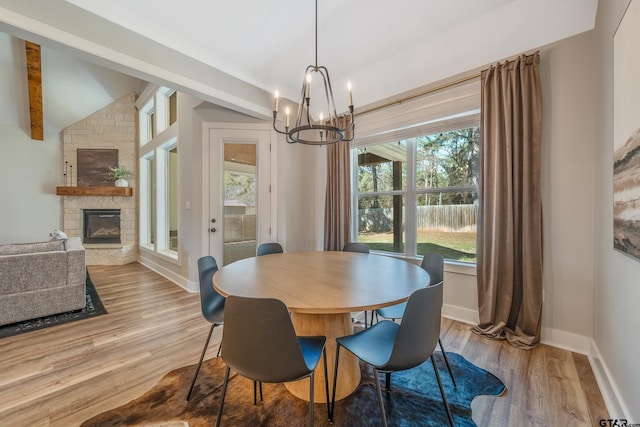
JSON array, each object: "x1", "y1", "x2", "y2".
[
  {"x1": 364, "y1": 311, "x2": 368, "y2": 329},
  {"x1": 373, "y1": 368, "x2": 388, "y2": 427},
  {"x1": 253, "y1": 381, "x2": 257, "y2": 405},
  {"x1": 252, "y1": 381, "x2": 264, "y2": 405},
  {"x1": 431, "y1": 356, "x2": 455, "y2": 427},
  {"x1": 439, "y1": 338, "x2": 456, "y2": 388},
  {"x1": 215, "y1": 366, "x2": 231, "y2": 427},
  {"x1": 330, "y1": 345, "x2": 341, "y2": 421},
  {"x1": 309, "y1": 372, "x2": 315, "y2": 427},
  {"x1": 186, "y1": 323, "x2": 216, "y2": 401},
  {"x1": 385, "y1": 372, "x2": 391, "y2": 393},
  {"x1": 322, "y1": 348, "x2": 331, "y2": 422}
]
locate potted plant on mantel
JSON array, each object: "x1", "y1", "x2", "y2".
[{"x1": 107, "y1": 163, "x2": 134, "y2": 187}]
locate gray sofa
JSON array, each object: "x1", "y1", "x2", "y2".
[{"x1": 0, "y1": 237, "x2": 86, "y2": 326}]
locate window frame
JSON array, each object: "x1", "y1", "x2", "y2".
[
  {"x1": 350, "y1": 81, "x2": 480, "y2": 264},
  {"x1": 137, "y1": 85, "x2": 180, "y2": 263}
]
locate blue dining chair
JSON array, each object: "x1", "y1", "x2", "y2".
[
  {"x1": 186, "y1": 256, "x2": 225, "y2": 401},
  {"x1": 331, "y1": 283, "x2": 454, "y2": 427},
  {"x1": 216, "y1": 295, "x2": 330, "y2": 426},
  {"x1": 256, "y1": 242, "x2": 284, "y2": 256},
  {"x1": 342, "y1": 242, "x2": 372, "y2": 327},
  {"x1": 375, "y1": 253, "x2": 455, "y2": 388},
  {"x1": 342, "y1": 242, "x2": 370, "y2": 254}
]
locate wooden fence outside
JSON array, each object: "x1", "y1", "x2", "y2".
[{"x1": 359, "y1": 204, "x2": 477, "y2": 233}]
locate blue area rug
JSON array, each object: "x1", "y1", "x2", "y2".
[
  {"x1": 0, "y1": 271, "x2": 107, "y2": 339},
  {"x1": 365, "y1": 351, "x2": 506, "y2": 426},
  {"x1": 81, "y1": 351, "x2": 505, "y2": 426}
]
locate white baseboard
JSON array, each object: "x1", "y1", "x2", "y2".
[
  {"x1": 443, "y1": 304, "x2": 593, "y2": 356},
  {"x1": 540, "y1": 327, "x2": 591, "y2": 355},
  {"x1": 137, "y1": 257, "x2": 198, "y2": 293},
  {"x1": 589, "y1": 340, "x2": 631, "y2": 420},
  {"x1": 442, "y1": 303, "x2": 479, "y2": 325}
]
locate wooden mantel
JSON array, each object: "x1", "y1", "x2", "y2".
[{"x1": 56, "y1": 186, "x2": 133, "y2": 196}]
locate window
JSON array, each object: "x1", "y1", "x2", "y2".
[
  {"x1": 137, "y1": 86, "x2": 180, "y2": 260},
  {"x1": 352, "y1": 82, "x2": 480, "y2": 263},
  {"x1": 169, "y1": 91, "x2": 178, "y2": 125},
  {"x1": 168, "y1": 145, "x2": 178, "y2": 250},
  {"x1": 139, "y1": 99, "x2": 155, "y2": 144}
]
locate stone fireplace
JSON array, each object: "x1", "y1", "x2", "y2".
[{"x1": 60, "y1": 93, "x2": 138, "y2": 265}]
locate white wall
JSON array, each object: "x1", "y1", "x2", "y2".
[
  {"x1": 593, "y1": 0, "x2": 640, "y2": 420},
  {"x1": 539, "y1": 31, "x2": 598, "y2": 349},
  {"x1": 0, "y1": 33, "x2": 141, "y2": 244}
]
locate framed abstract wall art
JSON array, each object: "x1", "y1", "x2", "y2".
[{"x1": 613, "y1": 0, "x2": 640, "y2": 260}]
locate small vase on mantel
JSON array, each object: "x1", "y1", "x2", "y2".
[{"x1": 108, "y1": 163, "x2": 134, "y2": 188}]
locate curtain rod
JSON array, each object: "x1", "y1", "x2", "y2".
[{"x1": 355, "y1": 72, "x2": 481, "y2": 117}]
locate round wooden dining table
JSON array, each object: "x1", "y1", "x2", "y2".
[{"x1": 212, "y1": 250, "x2": 430, "y2": 402}]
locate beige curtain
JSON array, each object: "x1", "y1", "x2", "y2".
[
  {"x1": 324, "y1": 115, "x2": 353, "y2": 251},
  {"x1": 472, "y1": 52, "x2": 543, "y2": 349}
]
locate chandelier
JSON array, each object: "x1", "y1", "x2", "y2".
[{"x1": 272, "y1": 0, "x2": 354, "y2": 145}]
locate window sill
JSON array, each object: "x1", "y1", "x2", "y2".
[
  {"x1": 139, "y1": 245, "x2": 180, "y2": 265},
  {"x1": 371, "y1": 251, "x2": 477, "y2": 276}
]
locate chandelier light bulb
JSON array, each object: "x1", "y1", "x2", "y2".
[{"x1": 305, "y1": 74, "x2": 312, "y2": 98}]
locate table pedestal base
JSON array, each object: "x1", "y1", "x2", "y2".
[{"x1": 286, "y1": 312, "x2": 360, "y2": 403}]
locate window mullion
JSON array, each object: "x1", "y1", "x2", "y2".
[{"x1": 405, "y1": 138, "x2": 417, "y2": 257}]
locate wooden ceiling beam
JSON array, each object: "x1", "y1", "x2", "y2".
[{"x1": 25, "y1": 41, "x2": 44, "y2": 141}]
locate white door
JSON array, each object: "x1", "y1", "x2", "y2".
[{"x1": 207, "y1": 126, "x2": 274, "y2": 266}]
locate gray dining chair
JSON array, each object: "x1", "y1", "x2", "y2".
[
  {"x1": 216, "y1": 295, "x2": 330, "y2": 426},
  {"x1": 342, "y1": 242, "x2": 370, "y2": 254},
  {"x1": 186, "y1": 256, "x2": 225, "y2": 401},
  {"x1": 342, "y1": 242, "x2": 372, "y2": 327},
  {"x1": 256, "y1": 242, "x2": 284, "y2": 256},
  {"x1": 375, "y1": 252, "x2": 455, "y2": 387},
  {"x1": 331, "y1": 283, "x2": 454, "y2": 427}
]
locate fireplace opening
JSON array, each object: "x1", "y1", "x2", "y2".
[{"x1": 83, "y1": 209, "x2": 121, "y2": 244}]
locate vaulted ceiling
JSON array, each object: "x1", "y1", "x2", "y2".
[{"x1": 0, "y1": 0, "x2": 598, "y2": 119}]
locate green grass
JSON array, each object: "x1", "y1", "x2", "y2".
[{"x1": 358, "y1": 230, "x2": 477, "y2": 263}]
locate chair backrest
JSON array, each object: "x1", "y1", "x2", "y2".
[
  {"x1": 221, "y1": 295, "x2": 312, "y2": 383},
  {"x1": 197, "y1": 256, "x2": 225, "y2": 324},
  {"x1": 342, "y1": 242, "x2": 370, "y2": 254},
  {"x1": 256, "y1": 242, "x2": 284, "y2": 256},
  {"x1": 420, "y1": 253, "x2": 444, "y2": 286},
  {"x1": 384, "y1": 282, "x2": 443, "y2": 371}
]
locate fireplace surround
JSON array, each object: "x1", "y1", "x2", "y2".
[{"x1": 60, "y1": 93, "x2": 138, "y2": 265}]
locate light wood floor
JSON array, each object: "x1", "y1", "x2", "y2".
[{"x1": 0, "y1": 263, "x2": 607, "y2": 426}]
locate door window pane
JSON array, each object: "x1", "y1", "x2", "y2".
[{"x1": 223, "y1": 143, "x2": 257, "y2": 264}]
